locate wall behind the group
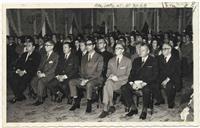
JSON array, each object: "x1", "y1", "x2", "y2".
[{"x1": 6, "y1": 8, "x2": 192, "y2": 36}]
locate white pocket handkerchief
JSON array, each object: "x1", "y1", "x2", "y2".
[
  {"x1": 49, "y1": 61, "x2": 53, "y2": 64},
  {"x1": 120, "y1": 66, "x2": 126, "y2": 69}
]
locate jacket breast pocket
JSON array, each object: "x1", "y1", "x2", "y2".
[{"x1": 119, "y1": 66, "x2": 126, "y2": 70}]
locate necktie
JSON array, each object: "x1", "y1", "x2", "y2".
[
  {"x1": 117, "y1": 57, "x2": 120, "y2": 68},
  {"x1": 164, "y1": 57, "x2": 167, "y2": 63},
  {"x1": 141, "y1": 58, "x2": 145, "y2": 66},
  {"x1": 65, "y1": 54, "x2": 68, "y2": 60},
  {"x1": 25, "y1": 53, "x2": 30, "y2": 62},
  {"x1": 88, "y1": 54, "x2": 92, "y2": 62}
]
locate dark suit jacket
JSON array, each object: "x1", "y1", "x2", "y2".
[
  {"x1": 97, "y1": 50, "x2": 113, "y2": 79},
  {"x1": 55, "y1": 53, "x2": 79, "y2": 79},
  {"x1": 128, "y1": 55, "x2": 158, "y2": 85},
  {"x1": 158, "y1": 54, "x2": 181, "y2": 89},
  {"x1": 38, "y1": 51, "x2": 59, "y2": 81},
  {"x1": 80, "y1": 52, "x2": 103, "y2": 81},
  {"x1": 14, "y1": 50, "x2": 41, "y2": 80}
]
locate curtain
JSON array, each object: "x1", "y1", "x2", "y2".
[{"x1": 7, "y1": 10, "x2": 19, "y2": 36}]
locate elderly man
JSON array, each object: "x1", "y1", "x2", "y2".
[
  {"x1": 99, "y1": 42, "x2": 132, "y2": 118},
  {"x1": 121, "y1": 43, "x2": 158, "y2": 120},
  {"x1": 69, "y1": 39, "x2": 103, "y2": 113},
  {"x1": 158, "y1": 42, "x2": 181, "y2": 108},
  {"x1": 31, "y1": 40, "x2": 59, "y2": 106}
]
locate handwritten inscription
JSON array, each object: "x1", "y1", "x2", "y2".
[
  {"x1": 94, "y1": 3, "x2": 147, "y2": 8},
  {"x1": 94, "y1": 2, "x2": 197, "y2": 12}
]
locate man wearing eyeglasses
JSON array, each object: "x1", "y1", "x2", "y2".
[
  {"x1": 158, "y1": 42, "x2": 181, "y2": 109},
  {"x1": 99, "y1": 42, "x2": 132, "y2": 118},
  {"x1": 30, "y1": 40, "x2": 59, "y2": 106},
  {"x1": 69, "y1": 39, "x2": 103, "y2": 113}
]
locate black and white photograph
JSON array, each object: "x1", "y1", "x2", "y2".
[{"x1": 2, "y1": 1, "x2": 199, "y2": 127}]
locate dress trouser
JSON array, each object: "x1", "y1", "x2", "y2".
[
  {"x1": 69, "y1": 78, "x2": 101, "y2": 100},
  {"x1": 47, "y1": 78, "x2": 70, "y2": 97},
  {"x1": 121, "y1": 83, "x2": 151, "y2": 109},
  {"x1": 9, "y1": 73, "x2": 30, "y2": 98},
  {"x1": 165, "y1": 82, "x2": 176, "y2": 107}
]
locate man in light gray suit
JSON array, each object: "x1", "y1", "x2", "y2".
[{"x1": 99, "y1": 42, "x2": 132, "y2": 118}]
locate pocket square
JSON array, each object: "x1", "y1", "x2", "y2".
[
  {"x1": 120, "y1": 66, "x2": 126, "y2": 69},
  {"x1": 49, "y1": 61, "x2": 53, "y2": 64}
]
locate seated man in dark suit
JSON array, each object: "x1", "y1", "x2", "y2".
[
  {"x1": 96, "y1": 37, "x2": 113, "y2": 82},
  {"x1": 31, "y1": 40, "x2": 59, "y2": 106},
  {"x1": 47, "y1": 42, "x2": 79, "y2": 103},
  {"x1": 96, "y1": 37, "x2": 113, "y2": 103},
  {"x1": 158, "y1": 42, "x2": 181, "y2": 108},
  {"x1": 69, "y1": 39, "x2": 104, "y2": 113},
  {"x1": 9, "y1": 40, "x2": 41, "y2": 103},
  {"x1": 121, "y1": 43, "x2": 158, "y2": 120}
]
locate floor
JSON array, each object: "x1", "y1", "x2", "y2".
[{"x1": 6, "y1": 78, "x2": 192, "y2": 122}]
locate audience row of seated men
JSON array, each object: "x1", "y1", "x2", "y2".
[{"x1": 8, "y1": 36, "x2": 182, "y2": 120}]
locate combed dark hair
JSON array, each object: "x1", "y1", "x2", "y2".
[
  {"x1": 63, "y1": 41, "x2": 73, "y2": 49},
  {"x1": 86, "y1": 38, "x2": 95, "y2": 45},
  {"x1": 115, "y1": 42, "x2": 126, "y2": 50},
  {"x1": 140, "y1": 42, "x2": 150, "y2": 50},
  {"x1": 162, "y1": 42, "x2": 173, "y2": 48},
  {"x1": 45, "y1": 40, "x2": 55, "y2": 46}
]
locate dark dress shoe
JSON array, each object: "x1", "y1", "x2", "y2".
[
  {"x1": 56, "y1": 91, "x2": 63, "y2": 103},
  {"x1": 139, "y1": 111, "x2": 147, "y2": 120},
  {"x1": 168, "y1": 104, "x2": 175, "y2": 109},
  {"x1": 155, "y1": 100, "x2": 165, "y2": 106},
  {"x1": 86, "y1": 100, "x2": 92, "y2": 113},
  {"x1": 69, "y1": 98, "x2": 80, "y2": 111},
  {"x1": 9, "y1": 98, "x2": 17, "y2": 104},
  {"x1": 108, "y1": 106, "x2": 116, "y2": 114},
  {"x1": 32, "y1": 100, "x2": 43, "y2": 106},
  {"x1": 67, "y1": 97, "x2": 73, "y2": 105},
  {"x1": 98, "y1": 111, "x2": 109, "y2": 118},
  {"x1": 16, "y1": 95, "x2": 27, "y2": 101},
  {"x1": 126, "y1": 109, "x2": 138, "y2": 117},
  {"x1": 125, "y1": 107, "x2": 130, "y2": 112},
  {"x1": 69, "y1": 104, "x2": 77, "y2": 111}
]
